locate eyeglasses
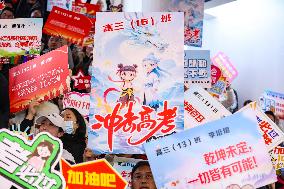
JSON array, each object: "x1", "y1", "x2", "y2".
[{"x1": 133, "y1": 173, "x2": 153, "y2": 181}]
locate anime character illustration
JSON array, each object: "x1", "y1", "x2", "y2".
[
  {"x1": 27, "y1": 140, "x2": 53, "y2": 172},
  {"x1": 142, "y1": 53, "x2": 170, "y2": 111},
  {"x1": 105, "y1": 64, "x2": 138, "y2": 107},
  {"x1": 89, "y1": 12, "x2": 184, "y2": 154}
]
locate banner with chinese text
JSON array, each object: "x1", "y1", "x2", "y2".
[
  {"x1": 9, "y1": 45, "x2": 70, "y2": 113},
  {"x1": 89, "y1": 12, "x2": 184, "y2": 154},
  {"x1": 0, "y1": 18, "x2": 42, "y2": 64},
  {"x1": 211, "y1": 52, "x2": 238, "y2": 83},
  {"x1": 259, "y1": 90, "x2": 284, "y2": 130},
  {"x1": 43, "y1": 6, "x2": 93, "y2": 46},
  {"x1": 184, "y1": 85, "x2": 231, "y2": 129},
  {"x1": 144, "y1": 111, "x2": 277, "y2": 189},
  {"x1": 63, "y1": 92, "x2": 90, "y2": 118},
  {"x1": 238, "y1": 102, "x2": 284, "y2": 151},
  {"x1": 184, "y1": 50, "x2": 211, "y2": 88},
  {"x1": 0, "y1": 129, "x2": 65, "y2": 189}
]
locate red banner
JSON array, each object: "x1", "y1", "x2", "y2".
[
  {"x1": 61, "y1": 158, "x2": 127, "y2": 189},
  {"x1": 9, "y1": 45, "x2": 70, "y2": 113},
  {"x1": 43, "y1": 6, "x2": 93, "y2": 45}
]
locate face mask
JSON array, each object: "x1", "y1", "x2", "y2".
[{"x1": 64, "y1": 121, "x2": 74, "y2": 134}]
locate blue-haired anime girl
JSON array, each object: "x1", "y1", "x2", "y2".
[{"x1": 142, "y1": 53, "x2": 170, "y2": 111}]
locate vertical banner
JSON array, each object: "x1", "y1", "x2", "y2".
[
  {"x1": 184, "y1": 50, "x2": 211, "y2": 88},
  {"x1": 43, "y1": 6, "x2": 93, "y2": 46},
  {"x1": 113, "y1": 157, "x2": 145, "y2": 189},
  {"x1": 211, "y1": 52, "x2": 238, "y2": 83},
  {"x1": 9, "y1": 46, "x2": 70, "y2": 113},
  {"x1": 0, "y1": 18, "x2": 42, "y2": 64},
  {"x1": 89, "y1": 12, "x2": 184, "y2": 154},
  {"x1": 184, "y1": 85, "x2": 231, "y2": 129},
  {"x1": 259, "y1": 90, "x2": 284, "y2": 129},
  {"x1": 144, "y1": 111, "x2": 277, "y2": 189},
  {"x1": 238, "y1": 102, "x2": 284, "y2": 151},
  {"x1": 166, "y1": 0, "x2": 204, "y2": 47}
]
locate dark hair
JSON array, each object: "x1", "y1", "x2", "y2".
[
  {"x1": 30, "y1": 4, "x2": 42, "y2": 17},
  {"x1": 131, "y1": 161, "x2": 150, "y2": 180},
  {"x1": 1, "y1": 6, "x2": 14, "y2": 15},
  {"x1": 243, "y1": 100, "x2": 252, "y2": 107},
  {"x1": 117, "y1": 64, "x2": 138, "y2": 75},
  {"x1": 62, "y1": 108, "x2": 86, "y2": 139},
  {"x1": 265, "y1": 110, "x2": 276, "y2": 122}
]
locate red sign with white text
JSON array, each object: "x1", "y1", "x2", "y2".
[
  {"x1": 61, "y1": 158, "x2": 127, "y2": 189},
  {"x1": 43, "y1": 6, "x2": 93, "y2": 45},
  {"x1": 9, "y1": 45, "x2": 70, "y2": 113}
]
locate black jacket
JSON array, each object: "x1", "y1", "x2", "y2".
[{"x1": 61, "y1": 133, "x2": 86, "y2": 164}]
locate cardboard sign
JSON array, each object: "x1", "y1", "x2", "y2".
[
  {"x1": 71, "y1": 70, "x2": 91, "y2": 90},
  {"x1": 72, "y1": 1, "x2": 101, "y2": 22},
  {"x1": 0, "y1": 18, "x2": 42, "y2": 64},
  {"x1": 9, "y1": 45, "x2": 70, "y2": 113},
  {"x1": 184, "y1": 50, "x2": 211, "y2": 88},
  {"x1": 144, "y1": 111, "x2": 277, "y2": 189},
  {"x1": 184, "y1": 85, "x2": 231, "y2": 129},
  {"x1": 211, "y1": 64, "x2": 222, "y2": 85},
  {"x1": 271, "y1": 147, "x2": 284, "y2": 170},
  {"x1": 47, "y1": 0, "x2": 73, "y2": 12},
  {"x1": 113, "y1": 157, "x2": 145, "y2": 189},
  {"x1": 165, "y1": 0, "x2": 204, "y2": 47},
  {"x1": 88, "y1": 12, "x2": 184, "y2": 154},
  {"x1": 238, "y1": 102, "x2": 284, "y2": 151},
  {"x1": 208, "y1": 76, "x2": 227, "y2": 96},
  {"x1": 60, "y1": 158, "x2": 127, "y2": 189},
  {"x1": 43, "y1": 6, "x2": 93, "y2": 46},
  {"x1": 63, "y1": 92, "x2": 90, "y2": 117},
  {"x1": 0, "y1": 129, "x2": 66, "y2": 189},
  {"x1": 211, "y1": 52, "x2": 238, "y2": 83}
]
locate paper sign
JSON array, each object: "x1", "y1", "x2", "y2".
[
  {"x1": 184, "y1": 85, "x2": 231, "y2": 129},
  {"x1": 211, "y1": 64, "x2": 221, "y2": 85},
  {"x1": 47, "y1": 0, "x2": 73, "y2": 12},
  {"x1": 113, "y1": 157, "x2": 145, "y2": 189},
  {"x1": 63, "y1": 92, "x2": 90, "y2": 117},
  {"x1": 60, "y1": 158, "x2": 127, "y2": 189},
  {"x1": 88, "y1": 12, "x2": 184, "y2": 154},
  {"x1": 0, "y1": 129, "x2": 66, "y2": 189},
  {"x1": 270, "y1": 147, "x2": 284, "y2": 170},
  {"x1": 165, "y1": 0, "x2": 204, "y2": 47},
  {"x1": 0, "y1": 18, "x2": 42, "y2": 64},
  {"x1": 144, "y1": 111, "x2": 277, "y2": 189},
  {"x1": 184, "y1": 50, "x2": 211, "y2": 88},
  {"x1": 208, "y1": 76, "x2": 227, "y2": 96},
  {"x1": 72, "y1": 1, "x2": 100, "y2": 22},
  {"x1": 43, "y1": 6, "x2": 93, "y2": 46},
  {"x1": 9, "y1": 45, "x2": 70, "y2": 113},
  {"x1": 238, "y1": 102, "x2": 284, "y2": 151},
  {"x1": 259, "y1": 90, "x2": 284, "y2": 126},
  {"x1": 211, "y1": 52, "x2": 238, "y2": 83},
  {"x1": 71, "y1": 69, "x2": 91, "y2": 90}
]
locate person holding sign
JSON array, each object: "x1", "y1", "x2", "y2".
[{"x1": 131, "y1": 161, "x2": 157, "y2": 189}]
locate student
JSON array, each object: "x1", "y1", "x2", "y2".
[
  {"x1": 34, "y1": 113, "x2": 76, "y2": 164},
  {"x1": 61, "y1": 108, "x2": 87, "y2": 163},
  {"x1": 265, "y1": 110, "x2": 276, "y2": 123},
  {"x1": 0, "y1": 7, "x2": 14, "y2": 19},
  {"x1": 131, "y1": 161, "x2": 157, "y2": 189}
]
